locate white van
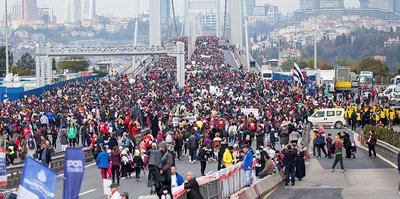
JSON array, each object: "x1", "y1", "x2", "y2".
[
  {"x1": 378, "y1": 85, "x2": 398, "y2": 100},
  {"x1": 308, "y1": 108, "x2": 346, "y2": 129}
]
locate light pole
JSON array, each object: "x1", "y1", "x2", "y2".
[
  {"x1": 243, "y1": 0, "x2": 250, "y2": 72},
  {"x1": 5, "y1": 0, "x2": 9, "y2": 75},
  {"x1": 313, "y1": 0, "x2": 317, "y2": 69}
]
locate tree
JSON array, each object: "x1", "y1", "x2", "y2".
[
  {"x1": 11, "y1": 66, "x2": 32, "y2": 76},
  {"x1": 358, "y1": 57, "x2": 389, "y2": 76},
  {"x1": 52, "y1": 58, "x2": 57, "y2": 71},
  {"x1": 16, "y1": 52, "x2": 35, "y2": 70},
  {"x1": 57, "y1": 57, "x2": 89, "y2": 72},
  {"x1": 0, "y1": 46, "x2": 14, "y2": 75}
]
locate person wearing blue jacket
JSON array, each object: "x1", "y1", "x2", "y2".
[
  {"x1": 96, "y1": 146, "x2": 110, "y2": 179},
  {"x1": 171, "y1": 166, "x2": 185, "y2": 188},
  {"x1": 242, "y1": 145, "x2": 254, "y2": 187}
]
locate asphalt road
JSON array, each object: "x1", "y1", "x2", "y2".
[
  {"x1": 54, "y1": 154, "x2": 218, "y2": 199},
  {"x1": 268, "y1": 128, "x2": 397, "y2": 199}
]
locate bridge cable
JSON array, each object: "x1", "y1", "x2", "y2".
[
  {"x1": 171, "y1": 0, "x2": 179, "y2": 37},
  {"x1": 223, "y1": 0, "x2": 228, "y2": 39}
]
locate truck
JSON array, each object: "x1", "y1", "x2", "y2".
[
  {"x1": 334, "y1": 66, "x2": 353, "y2": 92},
  {"x1": 358, "y1": 71, "x2": 374, "y2": 90}
]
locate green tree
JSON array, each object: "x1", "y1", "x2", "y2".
[
  {"x1": 11, "y1": 66, "x2": 32, "y2": 76},
  {"x1": 57, "y1": 56, "x2": 89, "y2": 72},
  {"x1": 0, "y1": 46, "x2": 14, "y2": 75},
  {"x1": 16, "y1": 52, "x2": 35, "y2": 70},
  {"x1": 358, "y1": 57, "x2": 389, "y2": 76},
  {"x1": 52, "y1": 58, "x2": 57, "y2": 71}
]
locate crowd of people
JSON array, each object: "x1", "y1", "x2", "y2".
[{"x1": 1, "y1": 35, "x2": 397, "y2": 198}]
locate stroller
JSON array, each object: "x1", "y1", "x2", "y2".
[{"x1": 350, "y1": 142, "x2": 357, "y2": 158}]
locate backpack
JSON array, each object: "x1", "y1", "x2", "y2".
[
  {"x1": 315, "y1": 135, "x2": 323, "y2": 145},
  {"x1": 331, "y1": 141, "x2": 336, "y2": 153}
]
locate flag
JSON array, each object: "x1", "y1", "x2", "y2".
[
  {"x1": 63, "y1": 147, "x2": 86, "y2": 199},
  {"x1": 293, "y1": 62, "x2": 304, "y2": 86},
  {"x1": 0, "y1": 148, "x2": 7, "y2": 186},
  {"x1": 17, "y1": 156, "x2": 57, "y2": 199}
]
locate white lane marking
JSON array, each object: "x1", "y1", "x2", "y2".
[
  {"x1": 79, "y1": 189, "x2": 97, "y2": 196},
  {"x1": 57, "y1": 162, "x2": 97, "y2": 178}
]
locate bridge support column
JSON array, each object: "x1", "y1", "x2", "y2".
[
  {"x1": 149, "y1": 0, "x2": 162, "y2": 46},
  {"x1": 46, "y1": 57, "x2": 52, "y2": 85},
  {"x1": 176, "y1": 42, "x2": 185, "y2": 88},
  {"x1": 230, "y1": 0, "x2": 243, "y2": 48}
]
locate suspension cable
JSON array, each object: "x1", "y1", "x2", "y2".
[
  {"x1": 171, "y1": 0, "x2": 179, "y2": 37},
  {"x1": 223, "y1": 0, "x2": 228, "y2": 39}
]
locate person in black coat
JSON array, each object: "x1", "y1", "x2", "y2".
[
  {"x1": 343, "y1": 132, "x2": 352, "y2": 158},
  {"x1": 295, "y1": 145, "x2": 306, "y2": 181},
  {"x1": 197, "y1": 146, "x2": 209, "y2": 176},
  {"x1": 184, "y1": 172, "x2": 203, "y2": 199},
  {"x1": 108, "y1": 134, "x2": 118, "y2": 150}
]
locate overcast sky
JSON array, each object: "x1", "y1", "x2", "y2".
[{"x1": 1, "y1": 0, "x2": 360, "y2": 19}]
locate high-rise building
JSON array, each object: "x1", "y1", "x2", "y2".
[
  {"x1": 160, "y1": 0, "x2": 171, "y2": 26},
  {"x1": 320, "y1": 0, "x2": 344, "y2": 9},
  {"x1": 65, "y1": 0, "x2": 81, "y2": 23},
  {"x1": 300, "y1": 0, "x2": 320, "y2": 10},
  {"x1": 265, "y1": 4, "x2": 280, "y2": 25},
  {"x1": 367, "y1": 0, "x2": 394, "y2": 11},
  {"x1": 81, "y1": 0, "x2": 96, "y2": 21},
  {"x1": 395, "y1": 0, "x2": 400, "y2": 13},
  {"x1": 39, "y1": 7, "x2": 56, "y2": 23},
  {"x1": 11, "y1": 3, "x2": 22, "y2": 21},
  {"x1": 22, "y1": 0, "x2": 38, "y2": 21},
  {"x1": 359, "y1": 0, "x2": 369, "y2": 8},
  {"x1": 246, "y1": 0, "x2": 256, "y2": 16}
]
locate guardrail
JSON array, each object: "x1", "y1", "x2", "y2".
[
  {"x1": 2, "y1": 128, "x2": 151, "y2": 189},
  {"x1": 4, "y1": 147, "x2": 94, "y2": 189}
]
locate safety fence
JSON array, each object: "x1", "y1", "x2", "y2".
[
  {"x1": 173, "y1": 161, "x2": 252, "y2": 199},
  {"x1": 0, "y1": 74, "x2": 99, "y2": 101}
]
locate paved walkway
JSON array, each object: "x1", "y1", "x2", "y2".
[{"x1": 266, "y1": 128, "x2": 399, "y2": 199}]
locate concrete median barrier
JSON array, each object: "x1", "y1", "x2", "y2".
[{"x1": 230, "y1": 173, "x2": 283, "y2": 199}]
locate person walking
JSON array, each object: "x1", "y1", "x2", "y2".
[
  {"x1": 188, "y1": 132, "x2": 199, "y2": 163},
  {"x1": 351, "y1": 110, "x2": 357, "y2": 131},
  {"x1": 132, "y1": 149, "x2": 144, "y2": 181},
  {"x1": 367, "y1": 129, "x2": 377, "y2": 158},
  {"x1": 108, "y1": 183, "x2": 121, "y2": 199},
  {"x1": 67, "y1": 123, "x2": 78, "y2": 147},
  {"x1": 242, "y1": 145, "x2": 253, "y2": 187},
  {"x1": 197, "y1": 145, "x2": 209, "y2": 176},
  {"x1": 343, "y1": 132, "x2": 352, "y2": 159},
  {"x1": 159, "y1": 142, "x2": 174, "y2": 198},
  {"x1": 184, "y1": 171, "x2": 203, "y2": 199},
  {"x1": 60, "y1": 129, "x2": 69, "y2": 152},
  {"x1": 96, "y1": 146, "x2": 110, "y2": 179},
  {"x1": 282, "y1": 144, "x2": 297, "y2": 186},
  {"x1": 331, "y1": 136, "x2": 346, "y2": 172},
  {"x1": 109, "y1": 146, "x2": 121, "y2": 185}
]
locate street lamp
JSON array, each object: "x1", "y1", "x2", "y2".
[{"x1": 4, "y1": 0, "x2": 9, "y2": 75}]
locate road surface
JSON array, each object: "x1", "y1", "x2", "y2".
[{"x1": 267, "y1": 128, "x2": 399, "y2": 199}]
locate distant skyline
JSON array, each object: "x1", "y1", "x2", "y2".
[{"x1": 0, "y1": 0, "x2": 360, "y2": 20}]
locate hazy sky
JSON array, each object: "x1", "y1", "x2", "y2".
[{"x1": 1, "y1": 0, "x2": 360, "y2": 19}]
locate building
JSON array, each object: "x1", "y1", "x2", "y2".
[
  {"x1": 65, "y1": 0, "x2": 81, "y2": 24},
  {"x1": 22, "y1": 0, "x2": 38, "y2": 21},
  {"x1": 395, "y1": 0, "x2": 400, "y2": 13},
  {"x1": 201, "y1": 9, "x2": 217, "y2": 30},
  {"x1": 320, "y1": 0, "x2": 344, "y2": 9},
  {"x1": 10, "y1": 3, "x2": 22, "y2": 21},
  {"x1": 81, "y1": 0, "x2": 96, "y2": 21},
  {"x1": 39, "y1": 7, "x2": 56, "y2": 23},
  {"x1": 367, "y1": 0, "x2": 394, "y2": 12},
  {"x1": 246, "y1": 0, "x2": 256, "y2": 16},
  {"x1": 160, "y1": 0, "x2": 172, "y2": 39},
  {"x1": 265, "y1": 4, "x2": 280, "y2": 25},
  {"x1": 300, "y1": 0, "x2": 319, "y2": 10}
]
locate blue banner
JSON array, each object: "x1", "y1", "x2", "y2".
[
  {"x1": 17, "y1": 156, "x2": 57, "y2": 199},
  {"x1": 63, "y1": 147, "x2": 85, "y2": 199}
]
